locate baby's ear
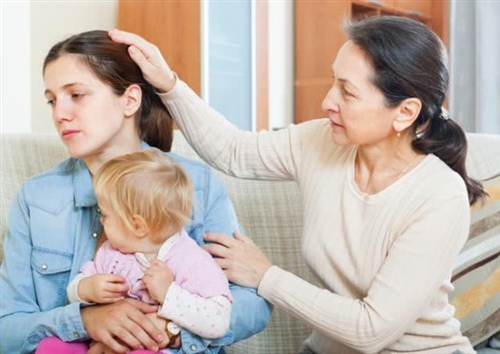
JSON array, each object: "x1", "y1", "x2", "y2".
[{"x1": 131, "y1": 214, "x2": 149, "y2": 237}]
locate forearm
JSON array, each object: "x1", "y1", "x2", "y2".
[
  {"x1": 257, "y1": 196, "x2": 470, "y2": 353},
  {"x1": 0, "y1": 302, "x2": 86, "y2": 354},
  {"x1": 158, "y1": 284, "x2": 231, "y2": 339},
  {"x1": 159, "y1": 80, "x2": 297, "y2": 181},
  {"x1": 171, "y1": 284, "x2": 271, "y2": 353}
]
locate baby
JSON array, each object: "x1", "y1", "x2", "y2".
[{"x1": 36, "y1": 148, "x2": 232, "y2": 354}]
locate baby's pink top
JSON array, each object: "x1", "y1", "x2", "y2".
[{"x1": 80, "y1": 228, "x2": 232, "y2": 304}]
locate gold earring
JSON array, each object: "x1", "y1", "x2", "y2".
[{"x1": 397, "y1": 131, "x2": 401, "y2": 138}]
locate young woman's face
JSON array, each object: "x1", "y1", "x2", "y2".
[
  {"x1": 321, "y1": 41, "x2": 399, "y2": 146},
  {"x1": 44, "y1": 54, "x2": 133, "y2": 160}
]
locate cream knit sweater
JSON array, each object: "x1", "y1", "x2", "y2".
[{"x1": 160, "y1": 80, "x2": 475, "y2": 354}]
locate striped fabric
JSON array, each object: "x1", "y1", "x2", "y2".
[{"x1": 450, "y1": 174, "x2": 500, "y2": 345}]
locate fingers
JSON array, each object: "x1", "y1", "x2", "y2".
[
  {"x1": 202, "y1": 242, "x2": 231, "y2": 258},
  {"x1": 104, "y1": 274, "x2": 126, "y2": 283},
  {"x1": 108, "y1": 29, "x2": 155, "y2": 55},
  {"x1": 104, "y1": 302, "x2": 162, "y2": 351},
  {"x1": 125, "y1": 307, "x2": 165, "y2": 348},
  {"x1": 203, "y1": 232, "x2": 237, "y2": 247},
  {"x1": 127, "y1": 45, "x2": 153, "y2": 71},
  {"x1": 233, "y1": 231, "x2": 252, "y2": 243},
  {"x1": 125, "y1": 298, "x2": 159, "y2": 314},
  {"x1": 150, "y1": 259, "x2": 167, "y2": 268},
  {"x1": 104, "y1": 281, "x2": 128, "y2": 293},
  {"x1": 98, "y1": 331, "x2": 131, "y2": 354},
  {"x1": 108, "y1": 29, "x2": 156, "y2": 74},
  {"x1": 108, "y1": 28, "x2": 175, "y2": 93}
]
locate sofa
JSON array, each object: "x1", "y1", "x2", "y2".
[{"x1": 1, "y1": 131, "x2": 499, "y2": 353}]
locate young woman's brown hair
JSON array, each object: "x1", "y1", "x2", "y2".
[{"x1": 43, "y1": 30, "x2": 173, "y2": 152}]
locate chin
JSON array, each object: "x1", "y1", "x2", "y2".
[
  {"x1": 65, "y1": 145, "x2": 95, "y2": 160},
  {"x1": 331, "y1": 132, "x2": 350, "y2": 146}
]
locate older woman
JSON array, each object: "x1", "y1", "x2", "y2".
[{"x1": 111, "y1": 16, "x2": 486, "y2": 354}]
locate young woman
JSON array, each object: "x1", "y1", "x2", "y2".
[
  {"x1": 111, "y1": 16, "x2": 486, "y2": 354},
  {"x1": 0, "y1": 30, "x2": 271, "y2": 354}
]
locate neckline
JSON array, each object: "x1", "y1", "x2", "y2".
[{"x1": 347, "y1": 147, "x2": 433, "y2": 203}]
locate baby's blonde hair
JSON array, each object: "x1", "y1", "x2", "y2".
[{"x1": 93, "y1": 148, "x2": 193, "y2": 243}]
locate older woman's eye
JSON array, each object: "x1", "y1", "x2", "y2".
[{"x1": 342, "y1": 87, "x2": 354, "y2": 97}]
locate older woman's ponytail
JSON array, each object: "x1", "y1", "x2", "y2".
[{"x1": 413, "y1": 111, "x2": 487, "y2": 205}]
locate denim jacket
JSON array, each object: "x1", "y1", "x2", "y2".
[{"x1": 0, "y1": 142, "x2": 272, "y2": 354}]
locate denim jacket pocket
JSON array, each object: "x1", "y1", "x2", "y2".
[{"x1": 31, "y1": 247, "x2": 73, "y2": 310}]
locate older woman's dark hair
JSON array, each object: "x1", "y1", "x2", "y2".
[
  {"x1": 345, "y1": 16, "x2": 486, "y2": 205},
  {"x1": 43, "y1": 30, "x2": 173, "y2": 152}
]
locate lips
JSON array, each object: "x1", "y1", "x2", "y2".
[
  {"x1": 61, "y1": 129, "x2": 80, "y2": 140},
  {"x1": 330, "y1": 119, "x2": 343, "y2": 127}
]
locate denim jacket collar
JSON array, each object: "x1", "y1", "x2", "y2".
[
  {"x1": 72, "y1": 159, "x2": 96, "y2": 208},
  {"x1": 70, "y1": 141, "x2": 152, "y2": 208}
]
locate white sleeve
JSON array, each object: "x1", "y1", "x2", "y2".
[
  {"x1": 66, "y1": 273, "x2": 95, "y2": 305},
  {"x1": 157, "y1": 283, "x2": 232, "y2": 339}
]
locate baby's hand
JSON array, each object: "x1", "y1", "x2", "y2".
[
  {"x1": 79, "y1": 274, "x2": 128, "y2": 304},
  {"x1": 143, "y1": 260, "x2": 174, "y2": 304}
]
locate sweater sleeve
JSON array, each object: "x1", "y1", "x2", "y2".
[
  {"x1": 159, "y1": 80, "x2": 303, "y2": 181},
  {"x1": 258, "y1": 189, "x2": 470, "y2": 353}
]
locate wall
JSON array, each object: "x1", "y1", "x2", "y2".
[
  {"x1": 0, "y1": 0, "x2": 118, "y2": 134},
  {"x1": 30, "y1": 0, "x2": 119, "y2": 133},
  {"x1": 4, "y1": 2, "x2": 495, "y2": 135},
  {"x1": 1, "y1": 0, "x2": 292, "y2": 134},
  {"x1": 1, "y1": 1, "x2": 31, "y2": 133},
  {"x1": 268, "y1": 1, "x2": 294, "y2": 130}
]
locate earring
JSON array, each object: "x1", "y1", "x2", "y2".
[{"x1": 397, "y1": 131, "x2": 401, "y2": 138}]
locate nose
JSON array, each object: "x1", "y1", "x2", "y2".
[
  {"x1": 322, "y1": 86, "x2": 340, "y2": 114},
  {"x1": 52, "y1": 99, "x2": 73, "y2": 123}
]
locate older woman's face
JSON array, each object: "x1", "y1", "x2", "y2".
[
  {"x1": 44, "y1": 54, "x2": 132, "y2": 160},
  {"x1": 322, "y1": 41, "x2": 399, "y2": 147}
]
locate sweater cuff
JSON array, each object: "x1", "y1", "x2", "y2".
[
  {"x1": 66, "y1": 274, "x2": 94, "y2": 305},
  {"x1": 257, "y1": 265, "x2": 286, "y2": 300},
  {"x1": 155, "y1": 74, "x2": 187, "y2": 101}
]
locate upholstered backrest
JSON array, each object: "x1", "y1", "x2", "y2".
[
  {"x1": 448, "y1": 134, "x2": 500, "y2": 345},
  {"x1": 1, "y1": 131, "x2": 499, "y2": 352}
]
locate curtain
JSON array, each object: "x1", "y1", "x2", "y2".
[{"x1": 449, "y1": 0, "x2": 500, "y2": 134}]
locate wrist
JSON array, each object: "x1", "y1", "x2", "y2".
[
  {"x1": 257, "y1": 262, "x2": 273, "y2": 287},
  {"x1": 77, "y1": 281, "x2": 90, "y2": 303},
  {"x1": 157, "y1": 72, "x2": 177, "y2": 94},
  {"x1": 165, "y1": 320, "x2": 181, "y2": 347}
]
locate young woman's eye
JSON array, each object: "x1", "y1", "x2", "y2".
[
  {"x1": 46, "y1": 99, "x2": 54, "y2": 106},
  {"x1": 71, "y1": 93, "x2": 84, "y2": 99}
]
